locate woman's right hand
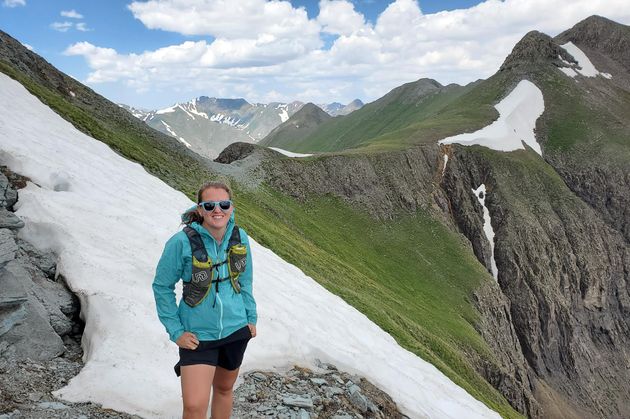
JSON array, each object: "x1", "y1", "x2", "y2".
[{"x1": 176, "y1": 331, "x2": 199, "y2": 350}]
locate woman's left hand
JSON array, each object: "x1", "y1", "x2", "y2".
[{"x1": 248, "y1": 323, "x2": 257, "y2": 338}]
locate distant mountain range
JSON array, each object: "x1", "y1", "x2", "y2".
[
  {"x1": 319, "y1": 99, "x2": 364, "y2": 116},
  {"x1": 119, "y1": 98, "x2": 363, "y2": 158}
]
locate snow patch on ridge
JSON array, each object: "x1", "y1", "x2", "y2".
[
  {"x1": 559, "y1": 42, "x2": 612, "y2": 79},
  {"x1": 472, "y1": 184, "x2": 498, "y2": 281},
  {"x1": 279, "y1": 108, "x2": 289, "y2": 122},
  {"x1": 177, "y1": 104, "x2": 195, "y2": 120},
  {"x1": 160, "y1": 121, "x2": 191, "y2": 148},
  {"x1": 269, "y1": 147, "x2": 313, "y2": 158},
  {"x1": 188, "y1": 100, "x2": 209, "y2": 119},
  {"x1": 0, "y1": 72, "x2": 500, "y2": 419},
  {"x1": 438, "y1": 80, "x2": 544, "y2": 156},
  {"x1": 210, "y1": 113, "x2": 240, "y2": 126},
  {"x1": 277, "y1": 104, "x2": 289, "y2": 122},
  {"x1": 156, "y1": 104, "x2": 177, "y2": 115},
  {"x1": 559, "y1": 67, "x2": 579, "y2": 77},
  {"x1": 442, "y1": 154, "x2": 449, "y2": 178}
]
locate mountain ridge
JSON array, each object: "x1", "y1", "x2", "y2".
[{"x1": 261, "y1": 77, "x2": 477, "y2": 153}]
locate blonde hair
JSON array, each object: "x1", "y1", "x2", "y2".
[{"x1": 182, "y1": 181, "x2": 233, "y2": 225}]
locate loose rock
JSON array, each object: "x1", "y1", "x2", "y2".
[{"x1": 232, "y1": 365, "x2": 402, "y2": 418}]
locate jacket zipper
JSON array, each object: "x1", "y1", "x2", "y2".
[
  {"x1": 217, "y1": 293, "x2": 224, "y2": 339},
  {"x1": 213, "y1": 239, "x2": 224, "y2": 339}
]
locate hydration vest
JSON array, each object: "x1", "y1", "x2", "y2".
[{"x1": 182, "y1": 225, "x2": 247, "y2": 307}]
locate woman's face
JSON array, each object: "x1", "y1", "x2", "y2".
[{"x1": 197, "y1": 187, "x2": 233, "y2": 231}]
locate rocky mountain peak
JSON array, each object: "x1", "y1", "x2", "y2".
[
  {"x1": 289, "y1": 102, "x2": 331, "y2": 124},
  {"x1": 556, "y1": 15, "x2": 626, "y2": 43},
  {"x1": 386, "y1": 77, "x2": 444, "y2": 105},
  {"x1": 500, "y1": 30, "x2": 575, "y2": 72},
  {"x1": 555, "y1": 15, "x2": 630, "y2": 71},
  {"x1": 407, "y1": 78, "x2": 443, "y2": 94},
  {"x1": 212, "y1": 97, "x2": 249, "y2": 110}
]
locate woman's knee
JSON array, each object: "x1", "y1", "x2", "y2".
[
  {"x1": 212, "y1": 381, "x2": 234, "y2": 396},
  {"x1": 183, "y1": 401, "x2": 208, "y2": 418},
  {"x1": 212, "y1": 366, "x2": 239, "y2": 395}
]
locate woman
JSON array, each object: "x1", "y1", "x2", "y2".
[{"x1": 153, "y1": 181, "x2": 257, "y2": 419}]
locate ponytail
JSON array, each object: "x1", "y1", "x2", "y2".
[{"x1": 181, "y1": 208, "x2": 203, "y2": 225}]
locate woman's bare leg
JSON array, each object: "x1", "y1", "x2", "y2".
[
  {"x1": 181, "y1": 364, "x2": 216, "y2": 419},
  {"x1": 210, "y1": 366, "x2": 239, "y2": 419}
]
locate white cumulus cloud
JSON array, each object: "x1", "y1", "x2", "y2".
[
  {"x1": 50, "y1": 21, "x2": 74, "y2": 32},
  {"x1": 317, "y1": 0, "x2": 368, "y2": 36},
  {"x1": 2, "y1": 0, "x2": 25, "y2": 7},
  {"x1": 75, "y1": 22, "x2": 91, "y2": 32},
  {"x1": 66, "y1": 0, "x2": 630, "y2": 108},
  {"x1": 61, "y1": 9, "x2": 83, "y2": 19},
  {"x1": 128, "y1": 0, "x2": 320, "y2": 39}
]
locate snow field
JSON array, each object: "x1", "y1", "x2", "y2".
[
  {"x1": 268, "y1": 147, "x2": 314, "y2": 157},
  {"x1": 472, "y1": 185, "x2": 498, "y2": 281},
  {"x1": 560, "y1": 42, "x2": 612, "y2": 79},
  {"x1": 438, "y1": 80, "x2": 544, "y2": 156}
]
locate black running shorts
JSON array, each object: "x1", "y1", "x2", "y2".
[{"x1": 174, "y1": 325, "x2": 252, "y2": 377}]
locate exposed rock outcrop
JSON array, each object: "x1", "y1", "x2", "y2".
[
  {"x1": 0, "y1": 168, "x2": 71, "y2": 361},
  {"x1": 443, "y1": 147, "x2": 630, "y2": 419},
  {"x1": 555, "y1": 15, "x2": 630, "y2": 73},
  {"x1": 499, "y1": 31, "x2": 576, "y2": 73},
  {"x1": 0, "y1": 167, "x2": 139, "y2": 418}
]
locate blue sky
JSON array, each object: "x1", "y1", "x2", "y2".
[{"x1": 1, "y1": 0, "x2": 628, "y2": 109}]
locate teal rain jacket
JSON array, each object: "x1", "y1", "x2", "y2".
[{"x1": 152, "y1": 208, "x2": 257, "y2": 343}]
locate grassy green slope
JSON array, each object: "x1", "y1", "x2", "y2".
[
  {"x1": 236, "y1": 187, "x2": 522, "y2": 418},
  {"x1": 264, "y1": 80, "x2": 480, "y2": 153},
  {"x1": 536, "y1": 69, "x2": 630, "y2": 164},
  {"x1": 0, "y1": 62, "x2": 522, "y2": 418},
  {"x1": 356, "y1": 74, "x2": 511, "y2": 152}
]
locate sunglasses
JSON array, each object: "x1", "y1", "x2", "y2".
[{"x1": 199, "y1": 200, "x2": 232, "y2": 212}]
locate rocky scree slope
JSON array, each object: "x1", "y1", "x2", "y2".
[
  {"x1": 496, "y1": 19, "x2": 630, "y2": 417},
  {"x1": 550, "y1": 15, "x2": 630, "y2": 242}
]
